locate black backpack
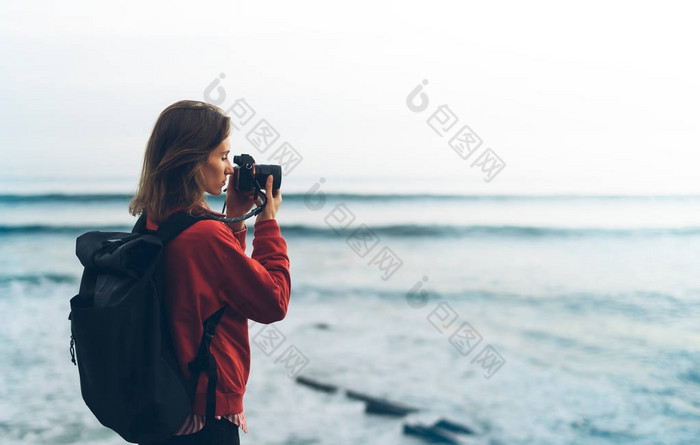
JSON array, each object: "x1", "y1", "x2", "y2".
[{"x1": 69, "y1": 211, "x2": 225, "y2": 444}]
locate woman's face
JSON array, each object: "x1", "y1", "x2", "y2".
[{"x1": 202, "y1": 137, "x2": 235, "y2": 196}]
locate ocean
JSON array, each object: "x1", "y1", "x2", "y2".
[{"x1": 1, "y1": 185, "x2": 699, "y2": 444}]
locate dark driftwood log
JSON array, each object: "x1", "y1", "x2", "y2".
[
  {"x1": 403, "y1": 423, "x2": 459, "y2": 444},
  {"x1": 433, "y1": 418, "x2": 476, "y2": 435},
  {"x1": 345, "y1": 389, "x2": 419, "y2": 416},
  {"x1": 294, "y1": 376, "x2": 339, "y2": 393}
]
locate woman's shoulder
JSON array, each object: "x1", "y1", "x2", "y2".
[
  {"x1": 184, "y1": 218, "x2": 231, "y2": 238},
  {"x1": 149, "y1": 207, "x2": 239, "y2": 245},
  {"x1": 169, "y1": 218, "x2": 242, "y2": 255},
  {"x1": 171, "y1": 206, "x2": 228, "y2": 236}
]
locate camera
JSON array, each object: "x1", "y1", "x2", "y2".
[{"x1": 232, "y1": 154, "x2": 282, "y2": 192}]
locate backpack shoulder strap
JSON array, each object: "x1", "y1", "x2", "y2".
[
  {"x1": 156, "y1": 212, "x2": 204, "y2": 244},
  {"x1": 132, "y1": 213, "x2": 148, "y2": 234},
  {"x1": 143, "y1": 210, "x2": 225, "y2": 422},
  {"x1": 187, "y1": 307, "x2": 227, "y2": 424},
  {"x1": 133, "y1": 211, "x2": 216, "y2": 244}
]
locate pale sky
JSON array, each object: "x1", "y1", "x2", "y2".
[{"x1": 1, "y1": 0, "x2": 698, "y2": 194}]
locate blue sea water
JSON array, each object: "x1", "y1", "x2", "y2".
[{"x1": 0, "y1": 185, "x2": 699, "y2": 444}]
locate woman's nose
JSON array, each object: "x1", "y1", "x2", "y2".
[{"x1": 224, "y1": 161, "x2": 235, "y2": 175}]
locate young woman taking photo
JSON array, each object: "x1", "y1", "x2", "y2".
[{"x1": 129, "y1": 100, "x2": 291, "y2": 445}]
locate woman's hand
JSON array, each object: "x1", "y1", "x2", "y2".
[{"x1": 255, "y1": 175, "x2": 282, "y2": 223}]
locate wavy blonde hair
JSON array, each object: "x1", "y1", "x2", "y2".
[{"x1": 129, "y1": 100, "x2": 231, "y2": 223}]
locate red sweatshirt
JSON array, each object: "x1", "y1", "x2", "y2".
[{"x1": 146, "y1": 212, "x2": 291, "y2": 416}]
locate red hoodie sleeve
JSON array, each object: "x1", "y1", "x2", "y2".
[
  {"x1": 172, "y1": 218, "x2": 291, "y2": 324},
  {"x1": 232, "y1": 226, "x2": 247, "y2": 251}
]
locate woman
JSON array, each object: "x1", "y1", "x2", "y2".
[{"x1": 129, "y1": 100, "x2": 291, "y2": 444}]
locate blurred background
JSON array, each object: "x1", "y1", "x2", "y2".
[{"x1": 1, "y1": 1, "x2": 699, "y2": 444}]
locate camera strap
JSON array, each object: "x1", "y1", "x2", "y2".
[{"x1": 218, "y1": 185, "x2": 268, "y2": 223}]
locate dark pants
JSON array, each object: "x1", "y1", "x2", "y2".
[{"x1": 144, "y1": 419, "x2": 240, "y2": 445}]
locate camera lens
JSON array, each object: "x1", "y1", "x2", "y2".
[{"x1": 255, "y1": 164, "x2": 282, "y2": 190}]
